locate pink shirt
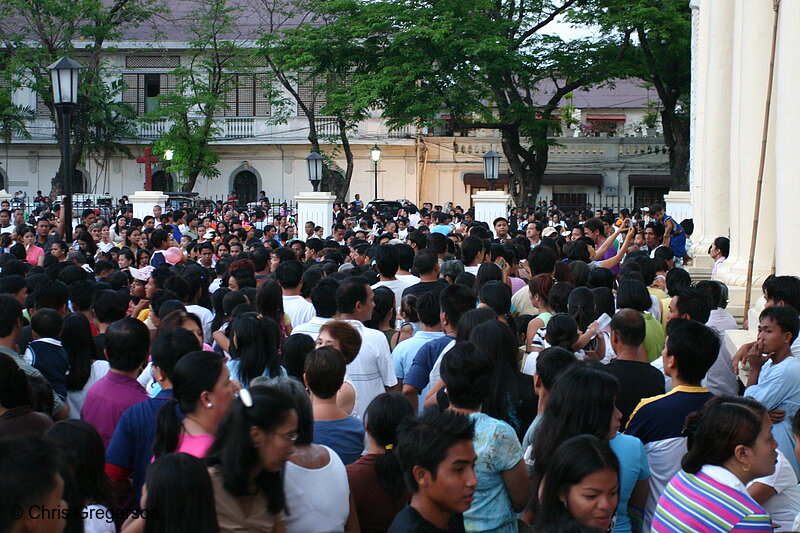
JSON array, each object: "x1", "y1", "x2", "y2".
[
  {"x1": 81, "y1": 371, "x2": 148, "y2": 448},
  {"x1": 175, "y1": 433, "x2": 214, "y2": 458},
  {"x1": 26, "y1": 245, "x2": 44, "y2": 266}
]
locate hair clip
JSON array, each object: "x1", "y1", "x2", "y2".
[
  {"x1": 239, "y1": 388, "x2": 253, "y2": 408},
  {"x1": 385, "y1": 444, "x2": 394, "y2": 451}
]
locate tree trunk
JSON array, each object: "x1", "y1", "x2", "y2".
[
  {"x1": 182, "y1": 170, "x2": 201, "y2": 193},
  {"x1": 501, "y1": 128, "x2": 548, "y2": 210},
  {"x1": 334, "y1": 116, "x2": 354, "y2": 204},
  {"x1": 661, "y1": 108, "x2": 690, "y2": 190}
]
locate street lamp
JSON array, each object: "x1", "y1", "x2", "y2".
[
  {"x1": 483, "y1": 147, "x2": 501, "y2": 191},
  {"x1": 163, "y1": 149, "x2": 174, "y2": 161},
  {"x1": 49, "y1": 56, "x2": 83, "y2": 242},
  {"x1": 306, "y1": 151, "x2": 324, "y2": 192},
  {"x1": 370, "y1": 144, "x2": 381, "y2": 200}
]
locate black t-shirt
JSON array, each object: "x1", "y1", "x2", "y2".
[
  {"x1": 402, "y1": 279, "x2": 449, "y2": 298},
  {"x1": 606, "y1": 359, "x2": 666, "y2": 428},
  {"x1": 388, "y1": 505, "x2": 466, "y2": 533}
]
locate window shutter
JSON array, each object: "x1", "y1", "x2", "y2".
[{"x1": 122, "y1": 73, "x2": 144, "y2": 115}]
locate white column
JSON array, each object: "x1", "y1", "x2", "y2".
[
  {"x1": 716, "y1": 0, "x2": 777, "y2": 313},
  {"x1": 0, "y1": 189, "x2": 12, "y2": 203},
  {"x1": 295, "y1": 192, "x2": 335, "y2": 236},
  {"x1": 663, "y1": 190, "x2": 692, "y2": 226},
  {"x1": 688, "y1": 0, "x2": 705, "y2": 245},
  {"x1": 129, "y1": 190, "x2": 168, "y2": 221},
  {"x1": 471, "y1": 190, "x2": 511, "y2": 237},
  {"x1": 693, "y1": 0, "x2": 734, "y2": 255},
  {"x1": 773, "y1": 0, "x2": 800, "y2": 277}
]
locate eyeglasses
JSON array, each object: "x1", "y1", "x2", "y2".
[{"x1": 275, "y1": 431, "x2": 299, "y2": 444}]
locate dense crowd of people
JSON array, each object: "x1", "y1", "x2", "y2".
[{"x1": 1, "y1": 192, "x2": 798, "y2": 533}]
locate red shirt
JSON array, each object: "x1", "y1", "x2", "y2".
[{"x1": 346, "y1": 453, "x2": 409, "y2": 533}]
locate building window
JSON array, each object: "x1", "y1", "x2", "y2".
[
  {"x1": 297, "y1": 75, "x2": 327, "y2": 116},
  {"x1": 125, "y1": 56, "x2": 181, "y2": 68},
  {"x1": 223, "y1": 74, "x2": 271, "y2": 117},
  {"x1": 634, "y1": 187, "x2": 669, "y2": 208},
  {"x1": 552, "y1": 193, "x2": 588, "y2": 214},
  {"x1": 122, "y1": 73, "x2": 176, "y2": 115}
]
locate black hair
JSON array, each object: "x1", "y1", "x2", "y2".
[
  {"x1": 477, "y1": 280, "x2": 512, "y2": 320},
  {"x1": 396, "y1": 408, "x2": 474, "y2": 493},
  {"x1": 151, "y1": 328, "x2": 201, "y2": 382},
  {"x1": 587, "y1": 268, "x2": 614, "y2": 291},
  {"x1": 0, "y1": 436, "x2": 61, "y2": 533},
  {"x1": 229, "y1": 314, "x2": 281, "y2": 387},
  {"x1": 591, "y1": 287, "x2": 615, "y2": 319},
  {"x1": 460, "y1": 236, "x2": 483, "y2": 265},
  {"x1": 440, "y1": 341, "x2": 494, "y2": 410},
  {"x1": 616, "y1": 280, "x2": 651, "y2": 313},
  {"x1": 610, "y1": 308, "x2": 646, "y2": 347},
  {"x1": 258, "y1": 376, "x2": 313, "y2": 446},
  {"x1": 374, "y1": 244, "x2": 400, "y2": 278},
  {"x1": 528, "y1": 246, "x2": 557, "y2": 276},
  {"x1": 474, "y1": 262, "x2": 503, "y2": 294},
  {"x1": 304, "y1": 346, "x2": 347, "y2": 399},
  {"x1": 150, "y1": 228, "x2": 170, "y2": 249},
  {"x1": 548, "y1": 282, "x2": 574, "y2": 314},
  {"x1": 545, "y1": 313, "x2": 578, "y2": 351},
  {"x1": 713, "y1": 236, "x2": 730, "y2": 258},
  {"x1": 568, "y1": 260, "x2": 590, "y2": 288},
  {"x1": 413, "y1": 249, "x2": 438, "y2": 275},
  {"x1": 567, "y1": 286, "x2": 597, "y2": 332},
  {"x1": 665, "y1": 268, "x2": 692, "y2": 297},
  {"x1": 365, "y1": 393, "x2": 414, "y2": 498},
  {"x1": 281, "y1": 334, "x2": 316, "y2": 381},
  {"x1": 365, "y1": 286, "x2": 396, "y2": 330},
  {"x1": 143, "y1": 453, "x2": 219, "y2": 533},
  {"x1": 665, "y1": 319, "x2": 720, "y2": 384},
  {"x1": 62, "y1": 313, "x2": 101, "y2": 392},
  {"x1": 274, "y1": 260, "x2": 303, "y2": 289},
  {"x1": 0, "y1": 274, "x2": 26, "y2": 295},
  {"x1": 673, "y1": 287, "x2": 711, "y2": 323},
  {"x1": 92, "y1": 289, "x2": 128, "y2": 324},
  {"x1": 255, "y1": 280, "x2": 285, "y2": 325},
  {"x1": 416, "y1": 291, "x2": 441, "y2": 327},
  {"x1": 153, "y1": 351, "x2": 226, "y2": 458},
  {"x1": 439, "y1": 283, "x2": 476, "y2": 328},
  {"x1": 695, "y1": 280, "x2": 723, "y2": 311},
  {"x1": 206, "y1": 385, "x2": 294, "y2": 514},
  {"x1": 535, "y1": 347, "x2": 579, "y2": 389},
  {"x1": 396, "y1": 243, "x2": 415, "y2": 272},
  {"x1": 31, "y1": 307, "x2": 62, "y2": 339},
  {"x1": 456, "y1": 307, "x2": 497, "y2": 341},
  {"x1": 0, "y1": 294, "x2": 22, "y2": 337},
  {"x1": 682, "y1": 395, "x2": 766, "y2": 474},
  {"x1": 335, "y1": 276, "x2": 370, "y2": 314},
  {"x1": 45, "y1": 420, "x2": 111, "y2": 509},
  {"x1": 0, "y1": 352, "x2": 33, "y2": 409},
  {"x1": 760, "y1": 305, "x2": 800, "y2": 343},
  {"x1": 33, "y1": 279, "x2": 69, "y2": 311},
  {"x1": 105, "y1": 318, "x2": 151, "y2": 372},
  {"x1": 309, "y1": 277, "x2": 339, "y2": 319},
  {"x1": 764, "y1": 275, "x2": 800, "y2": 314},
  {"x1": 537, "y1": 434, "x2": 619, "y2": 532},
  {"x1": 532, "y1": 362, "x2": 619, "y2": 484}
]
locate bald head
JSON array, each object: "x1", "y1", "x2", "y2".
[{"x1": 610, "y1": 308, "x2": 646, "y2": 347}]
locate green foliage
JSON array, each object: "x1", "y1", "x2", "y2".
[{"x1": 0, "y1": 89, "x2": 35, "y2": 143}]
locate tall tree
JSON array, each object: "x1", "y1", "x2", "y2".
[
  {"x1": 0, "y1": 0, "x2": 156, "y2": 195},
  {"x1": 590, "y1": 0, "x2": 691, "y2": 189},
  {"x1": 145, "y1": 0, "x2": 260, "y2": 193},
  {"x1": 0, "y1": 87, "x2": 35, "y2": 171},
  {"x1": 286, "y1": 0, "x2": 632, "y2": 208}
]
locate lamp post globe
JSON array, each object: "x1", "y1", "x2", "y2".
[
  {"x1": 370, "y1": 144, "x2": 381, "y2": 200},
  {"x1": 483, "y1": 148, "x2": 501, "y2": 191},
  {"x1": 306, "y1": 151, "x2": 324, "y2": 192},
  {"x1": 48, "y1": 56, "x2": 83, "y2": 243}
]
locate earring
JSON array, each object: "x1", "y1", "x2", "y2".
[
  {"x1": 743, "y1": 463, "x2": 751, "y2": 472},
  {"x1": 207, "y1": 403, "x2": 213, "y2": 408}
]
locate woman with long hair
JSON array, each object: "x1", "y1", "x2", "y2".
[
  {"x1": 347, "y1": 393, "x2": 413, "y2": 533},
  {"x1": 19, "y1": 226, "x2": 44, "y2": 266},
  {"x1": 75, "y1": 230, "x2": 98, "y2": 264},
  {"x1": 158, "y1": 310, "x2": 208, "y2": 350},
  {"x1": 364, "y1": 286, "x2": 397, "y2": 349},
  {"x1": 525, "y1": 274, "x2": 556, "y2": 360},
  {"x1": 122, "y1": 453, "x2": 219, "y2": 533},
  {"x1": 126, "y1": 227, "x2": 142, "y2": 254},
  {"x1": 206, "y1": 385, "x2": 297, "y2": 532},
  {"x1": 136, "y1": 248, "x2": 151, "y2": 269},
  {"x1": 256, "y1": 280, "x2": 292, "y2": 349},
  {"x1": 260, "y1": 376, "x2": 359, "y2": 533},
  {"x1": 226, "y1": 313, "x2": 285, "y2": 387},
  {"x1": 152, "y1": 351, "x2": 235, "y2": 459},
  {"x1": 469, "y1": 319, "x2": 537, "y2": 442},
  {"x1": 532, "y1": 362, "x2": 649, "y2": 533},
  {"x1": 537, "y1": 434, "x2": 620, "y2": 533},
  {"x1": 63, "y1": 313, "x2": 109, "y2": 418},
  {"x1": 568, "y1": 287, "x2": 605, "y2": 361},
  {"x1": 652, "y1": 396, "x2": 775, "y2": 532},
  {"x1": 46, "y1": 420, "x2": 115, "y2": 533}
]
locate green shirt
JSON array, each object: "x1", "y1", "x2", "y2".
[{"x1": 643, "y1": 312, "x2": 666, "y2": 363}]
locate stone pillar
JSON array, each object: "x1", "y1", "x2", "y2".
[
  {"x1": 295, "y1": 192, "x2": 335, "y2": 237},
  {"x1": 715, "y1": 0, "x2": 777, "y2": 317},
  {"x1": 129, "y1": 190, "x2": 168, "y2": 222},
  {"x1": 471, "y1": 190, "x2": 511, "y2": 237},
  {"x1": 773, "y1": 0, "x2": 800, "y2": 277},
  {"x1": 693, "y1": 0, "x2": 733, "y2": 257},
  {"x1": 0, "y1": 189, "x2": 12, "y2": 203}
]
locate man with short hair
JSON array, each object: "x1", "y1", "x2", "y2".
[
  {"x1": 402, "y1": 283, "x2": 475, "y2": 412},
  {"x1": 292, "y1": 277, "x2": 339, "y2": 339},
  {"x1": 403, "y1": 249, "x2": 449, "y2": 298},
  {"x1": 275, "y1": 260, "x2": 315, "y2": 328},
  {"x1": 389, "y1": 409, "x2": 477, "y2": 533},
  {"x1": 331, "y1": 223, "x2": 346, "y2": 245},
  {"x1": 0, "y1": 208, "x2": 12, "y2": 233},
  {"x1": 525, "y1": 220, "x2": 543, "y2": 248},
  {"x1": 336, "y1": 277, "x2": 398, "y2": 419},
  {"x1": 0, "y1": 436, "x2": 66, "y2": 533},
  {"x1": 81, "y1": 318, "x2": 151, "y2": 447},
  {"x1": 460, "y1": 236, "x2": 484, "y2": 275},
  {"x1": 625, "y1": 319, "x2": 720, "y2": 529},
  {"x1": 492, "y1": 217, "x2": 509, "y2": 240},
  {"x1": 372, "y1": 244, "x2": 416, "y2": 311},
  {"x1": 643, "y1": 222, "x2": 665, "y2": 258},
  {"x1": 606, "y1": 309, "x2": 665, "y2": 427},
  {"x1": 585, "y1": 217, "x2": 620, "y2": 275}
]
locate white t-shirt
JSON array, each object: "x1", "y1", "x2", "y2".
[
  {"x1": 283, "y1": 446, "x2": 350, "y2": 533},
  {"x1": 186, "y1": 304, "x2": 214, "y2": 344},
  {"x1": 341, "y1": 319, "x2": 398, "y2": 420},
  {"x1": 464, "y1": 265, "x2": 480, "y2": 275},
  {"x1": 372, "y1": 277, "x2": 417, "y2": 313},
  {"x1": 82, "y1": 504, "x2": 116, "y2": 533},
  {"x1": 747, "y1": 450, "x2": 800, "y2": 532},
  {"x1": 292, "y1": 317, "x2": 334, "y2": 341},
  {"x1": 283, "y1": 295, "x2": 316, "y2": 329},
  {"x1": 67, "y1": 360, "x2": 110, "y2": 419}
]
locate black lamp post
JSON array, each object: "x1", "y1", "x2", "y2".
[
  {"x1": 49, "y1": 56, "x2": 83, "y2": 242},
  {"x1": 370, "y1": 144, "x2": 381, "y2": 200},
  {"x1": 483, "y1": 148, "x2": 501, "y2": 191},
  {"x1": 306, "y1": 151, "x2": 324, "y2": 192}
]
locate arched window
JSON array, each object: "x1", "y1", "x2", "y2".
[
  {"x1": 152, "y1": 170, "x2": 175, "y2": 192},
  {"x1": 72, "y1": 168, "x2": 90, "y2": 194},
  {"x1": 233, "y1": 170, "x2": 258, "y2": 206}
]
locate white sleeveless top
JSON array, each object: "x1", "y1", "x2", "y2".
[{"x1": 283, "y1": 445, "x2": 350, "y2": 533}]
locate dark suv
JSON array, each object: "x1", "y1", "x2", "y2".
[{"x1": 366, "y1": 199, "x2": 416, "y2": 217}]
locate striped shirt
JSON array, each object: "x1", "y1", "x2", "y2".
[{"x1": 651, "y1": 466, "x2": 771, "y2": 532}]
